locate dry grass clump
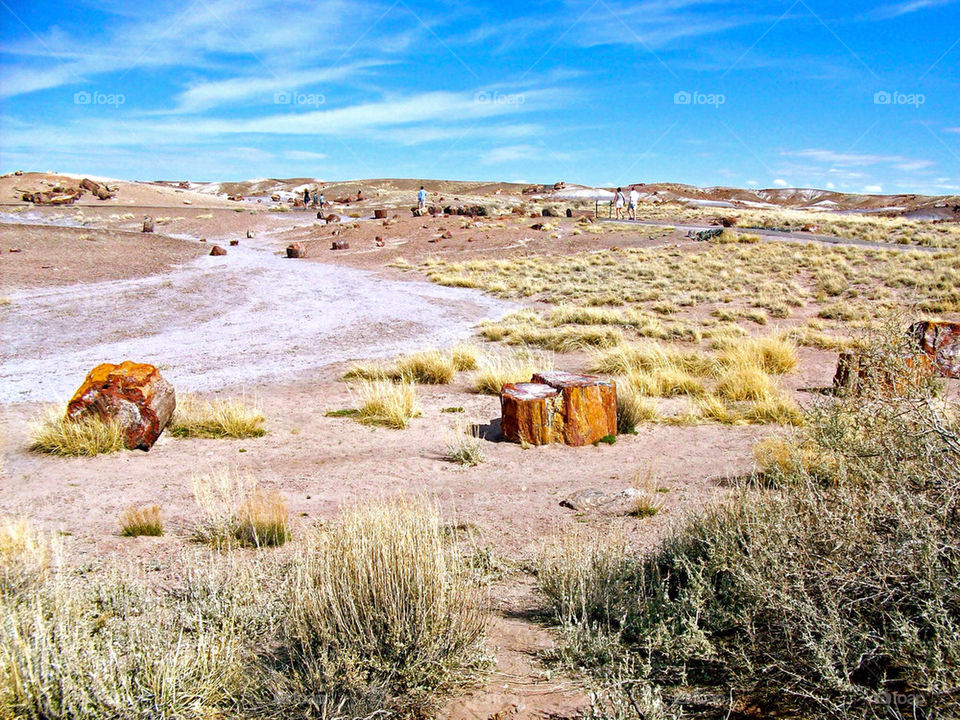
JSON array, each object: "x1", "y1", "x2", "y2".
[
  {"x1": 445, "y1": 424, "x2": 485, "y2": 467},
  {"x1": 717, "y1": 335, "x2": 799, "y2": 374},
  {"x1": 28, "y1": 408, "x2": 125, "y2": 457},
  {"x1": 352, "y1": 379, "x2": 420, "y2": 428},
  {"x1": 627, "y1": 368, "x2": 705, "y2": 397},
  {"x1": 627, "y1": 470, "x2": 665, "y2": 518},
  {"x1": 0, "y1": 517, "x2": 58, "y2": 593},
  {"x1": 450, "y1": 343, "x2": 482, "y2": 371},
  {"x1": 118, "y1": 505, "x2": 163, "y2": 537},
  {"x1": 743, "y1": 396, "x2": 804, "y2": 426},
  {"x1": 272, "y1": 500, "x2": 487, "y2": 716},
  {"x1": 473, "y1": 351, "x2": 550, "y2": 395},
  {"x1": 483, "y1": 322, "x2": 623, "y2": 351},
  {"x1": 170, "y1": 394, "x2": 266, "y2": 438},
  {"x1": 344, "y1": 349, "x2": 458, "y2": 384},
  {"x1": 616, "y1": 384, "x2": 659, "y2": 433},
  {"x1": 192, "y1": 469, "x2": 289, "y2": 548},
  {"x1": 715, "y1": 364, "x2": 777, "y2": 402}
]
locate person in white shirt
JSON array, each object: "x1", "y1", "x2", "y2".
[
  {"x1": 628, "y1": 187, "x2": 640, "y2": 220},
  {"x1": 614, "y1": 187, "x2": 626, "y2": 219}
]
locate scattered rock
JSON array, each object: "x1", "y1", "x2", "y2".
[
  {"x1": 541, "y1": 207, "x2": 558, "y2": 217},
  {"x1": 286, "y1": 242, "x2": 306, "y2": 258},
  {"x1": 9, "y1": 247, "x2": 22, "y2": 253},
  {"x1": 229, "y1": 240, "x2": 239, "y2": 246},
  {"x1": 142, "y1": 217, "x2": 154, "y2": 233},
  {"x1": 910, "y1": 320, "x2": 960, "y2": 378},
  {"x1": 246, "y1": 230, "x2": 254, "y2": 238},
  {"x1": 717, "y1": 215, "x2": 739, "y2": 228},
  {"x1": 210, "y1": 245, "x2": 227, "y2": 256},
  {"x1": 66, "y1": 361, "x2": 176, "y2": 451},
  {"x1": 374, "y1": 209, "x2": 387, "y2": 219},
  {"x1": 325, "y1": 214, "x2": 341, "y2": 224},
  {"x1": 375, "y1": 236, "x2": 385, "y2": 247},
  {"x1": 442, "y1": 231, "x2": 453, "y2": 239},
  {"x1": 22, "y1": 188, "x2": 82, "y2": 205},
  {"x1": 331, "y1": 240, "x2": 349, "y2": 250}
]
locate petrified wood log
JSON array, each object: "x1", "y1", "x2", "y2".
[
  {"x1": 910, "y1": 321, "x2": 960, "y2": 378},
  {"x1": 374, "y1": 209, "x2": 387, "y2": 219},
  {"x1": 501, "y1": 383, "x2": 561, "y2": 446},
  {"x1": 502, "y1": 372, "x2": 617, "y2": 447},
  {"x1": 833, "y1": 350, "x2": 933, "y2": 396},
  {"x1": 66, "y1": 361, "x2": 175, "y2": 450},
  {"x1": 532, "y1": 371, "x2": 617, "y2": 446},
  {"x1": 287, "y1": 242, "x2": 306, "y2": 258},
  {"x1": 331, "y1": 240, "x2": 349, "y2": 250}
]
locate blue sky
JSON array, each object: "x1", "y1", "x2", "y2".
[{"x1": 1, "y1": 0, "x2": 958, "y2": 193}]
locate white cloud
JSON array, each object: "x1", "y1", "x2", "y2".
[
  {"x1": 872, "y1": 0, "x2": 960, "y2": 18},
  {"x1": 773, "y1": 178, "x2": 789, "y2": 187},
  {"x1": 863, "y1": 185, "x2": 884, "y2": 193},
  {"x1": 483, "y1": 145, "x2": 539, "y2": 165},
  {"x1": 826, "y1": 182, "x2": 836, "y2": 189},
  {"x1": 283, "y1": 150, "x2": 327, "y2": 161},
  {"x1": 783, "y1": 148, "x2": 933, "y2": 171}
]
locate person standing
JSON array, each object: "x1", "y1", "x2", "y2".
[
  {"x1": 628, "y1": 187, "x2": 640, "y2": 220},
  {"x1": 614, "y1": 187, "x2": 626, "y2": 219},
  {"x1": 303, "y1": 187, "x2": 310, "y2": 206},
  {"x1": 417, "y1": 185, "x2": 427, "y2": 210}
]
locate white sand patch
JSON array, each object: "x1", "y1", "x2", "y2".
[{"x1": 0, "y1": 241, "x2": 515, "y2": 403}]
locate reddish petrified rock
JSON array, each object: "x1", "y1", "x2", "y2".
[
  {"x1": 375, "y1": 236, "x2": 385, "y2": 247},
  {"x1": 325, "y1": 214, "x2": 341, "y2": 224},
  {"x1": 287, "y1": 242, "x2": 306, "y2": 258},
  {"x1": 229, "y1": 240, "x2": 239, "y2": 246},
  {"x1": 142, "y1": 217, "x2": 154, "y2": 233},
  {"x1": 833, "y1": 350, "x2": 934, "y2": 396},
  {"x1": 502, "y1": 372, "x2": 617, "y2": 446},
  {"x1": 80, "y1": 178, "x2": 99, "y2": 193},
  {"x1": 374, "y1": 209, "x2": 387, "y2": 219},
  {"x1": 331, "y1": 240, "x2": 349, "y2": 250},
  {"x1": 66, "y1": 361, "x2": 175, "y2": 450},
  {"x1": 93, "y1": 186, "x2": 114, "y2": 200},
  {"x1": 210, "y1": 245, "x2": 227, "y2": 256},
  {"x1": 22, "y1": 189, "x2": 82, "y2": 205},
  {"x1": 501, "y1": 382, "x2": 561, "y2": 446},
  {"x1": 532, "y1": 371, "x2": 617, "y2": 446},
  {"x1": 910, "y1": 321, "x2": 960, "y2": 378}
]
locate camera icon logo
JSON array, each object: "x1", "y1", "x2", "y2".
[
  {"x1": 74, "y1": 91, "x2": 91, "y2": 105},
  {"x1": 674, "y1": 91, "x2": 692, "y2": 105},
  {"x1": 874, "y1": 91, "x2": 892, "y2": 105},
  {"x1": 274, "y1": 91, "x2": 291, "y2": 105}
]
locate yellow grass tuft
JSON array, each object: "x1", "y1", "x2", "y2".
[
  {"x1": 473, "y1": 351, "x2": 551, "y2": 395},
  {"x1": 719, "y1": 335, "x2": 799, "y2": 375},
  {"x1": 715, "y1": 365, "x2": 777, "y2": 402},
  {"x1": 170, "y1": 394, "x2": 266, "y2": 439},
  {"x1": 191, "y1": 469, "x2": 289, "y2": 548},
  {"x1": 344, "y1": 349, "x2": 458, "y2": 384},
  {"x1": 28, "y1": 407, "x2": 125, "y2": 457},
  {"x1": 450, "y1": 344, "x2": 482, "y2": 371},
  {"x1": 119, "y1": 505, "x2": 163, "y2": 537},
  {"x1": 353, "y1": 380, "x2": 420, "y2": 428},
  {"x1": 0, "y1": 517, "x2": 59, "y2": 592},
  {"x1": 616, "y1": 383, "x2": 659, "y2": 432}
]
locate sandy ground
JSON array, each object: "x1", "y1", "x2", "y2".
[{"x1": 2, "y1": 175, "x2": 954, "y2": 719}]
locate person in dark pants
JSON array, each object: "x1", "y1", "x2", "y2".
[{"x1": 303, "y1": 188, "x2": 310, "y2": 205}]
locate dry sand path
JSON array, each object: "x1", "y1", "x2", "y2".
[{"x1": 0, "y1": 221, "x2": 515, "y2": 403}]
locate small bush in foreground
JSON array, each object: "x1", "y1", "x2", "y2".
[
  {"x1": 0, "y1": 517, "x2": 59, "y2": 594},
  {"x1": 169, "y1": 394, "x2": 266, "y2": 438},
  {"x1": 28, "y1": 408, "x2": 125, "y2": 457},
  {"x1": 352, "y1": 379, "x2": 420, "y2": 428},
  {"x1": 119, "y1": 505, "x2": 163, "y2": 537},
  {"x1": 445, "y1": 424, "x2": 486, "y2": 467},
  {"x1": 264, "y1": 499, "x2": 488, "y2": 717}
]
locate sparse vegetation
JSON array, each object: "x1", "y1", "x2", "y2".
[
  {"x1": 344, "y1": 349, "x2": 458, "y2": 384},
  {"x1": 28, "y1": 408, "x2": 125, "y2": 457},
  {"x1": 537, "y1": 331, "x2": 960, "y2": 719},
  {"x1": 473, "y1": 350, "x2": 549, "y2": 395},
  {"x1": 352, "y1": 379, "x2": 420, "y2": 428},
  {"x1": 169, "y1": 394, "x2": 266, "y2": 438},
  {"x1": 445, "y1": 424, "x2": 485, "y2": 467},
  {"x1": 119, "y1": 505, "x2": 164, "y2": 537}
]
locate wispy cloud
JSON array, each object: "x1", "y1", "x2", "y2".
[
  {"x1": 871, "y1": 0, "x2": 960, "y2": 19},
  {"x1": 783, "y1": 148, "x2": 934, "y2": 172}
]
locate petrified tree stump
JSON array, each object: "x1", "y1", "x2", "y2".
[
  {"x1": 502, "y1": 372, "x2": 617, "y2": 447},
  {"x1": 66, "y1": 362, "x2": 175, "y2": 450},
  {"x1": 532, "y1": 371, "x2": 617, "y2": 446},
  {"x1": 374, "y1": 209, "x2": 387, "y2": 219},
  {"x1": 833, "y1": 349, "x2": 933, "y2": 396},
  {"x1": 501, "y1": 383, "x2": 561, "y2": 446},
  {"x1": 910, "y1": 320, "x2": 960, "y2": 378},
  {"x1": 287, "y1": 242, "x2": 306, "y2": 258}
]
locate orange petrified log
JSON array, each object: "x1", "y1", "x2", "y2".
[
  {"x1": 66, "y1": 361, "x2": 176, "y2": 451},
  {"x1": 532, "y1": 371, "x2": 617, "y2": 446},
  {"x1": 501, "y1": 383, "x2": 561, "y2": 446},
  {"x1": 910, "y1": 320, "x2": 960, "y2": 378},
  {"x1": 501, "y1": 372, "x2": 617, "y2": 447}
]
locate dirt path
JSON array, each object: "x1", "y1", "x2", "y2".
[{"x1": 0, "y1": 225, "x2": 515, "y2": 404}]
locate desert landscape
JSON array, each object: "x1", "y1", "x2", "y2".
[{"x1": 1, "y1": 167, "x2": 958, "y2": 719}]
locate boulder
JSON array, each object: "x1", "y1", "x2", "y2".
[
  {"x1": 542, "y1": 207, "x2": 558, "y2": 217},
  {"x1": 374, "y1": 209, "x2": 387, "y2": 219},
  {"x1": 532, "y1": 371, "x2": 617, "y2": 446},
  {"x1": 66, "y1": 361, "x2": 175, "y2": 450},
  {"x1": 909, "y1": 320, "x2": 960, "y2": 378},
  {"x1": 331, "y1": 240, "x2": 349, "y2": 250},
  {"x1": 142, "y1": 217, "x2": 154, "y2": 233},
  {"x1": 210, "y1": 245, "x2": 227, "y2": 256},
  {"x1": 286, "y1": 242, "x2": 306, "y2": 258},
  {"x1": 718, "y1": 216, "x2": 739, "y2": 228},
  {"x1": 501, "y1": 372, "x2": 617, "y2": 447},
  {"x1": 325, "y1": 214, "x2": 341, "y2": 224}
]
